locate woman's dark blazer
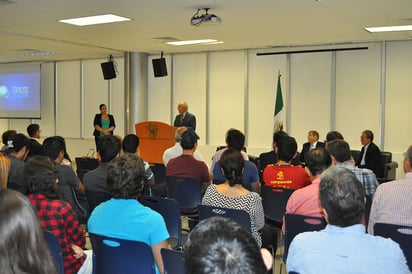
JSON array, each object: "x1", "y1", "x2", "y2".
[{"x1": 93, "y1": 114, "x2": 116, "y2": 136}]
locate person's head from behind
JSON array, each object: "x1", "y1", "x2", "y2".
[
  {"x1": 184, "y1": 216, "x2": 268, "y2": 274},
  {"x1": 2, "y1": 130, "x2": 16, "y2": 146},
  {"x1": 325, "y1": 131, "x2": 344, "y2": 148},
  {"x1": 22, "y1": 155, "x2": 59, "y2": 199},
  {"x1": 0, "y1": 155, "x2": 11, "y2": 190},
  {"x1": 27, "y1": 123, "x2": 40, "y2": 138},
  {"x1": 0, "y1": 189, "x2": 56, "y2": 274},
  {"x1": 122, "y1": 134, "x2": 140, "y2": 154},
  {"x1": 54, "y1": 135, "x2": 71, "y2": 163},
  {"x1": 180, "y1": 129, "x2": 199, "y2": 150},
  {"x1": 6, "y1": 133, "x2": 28, "y2": 160},
  {"x1": 107, "y1": 153, "x2": 145, "y2": 199},
  {"x1": 305, "y1": 148, "x2": 331, "y2": 177},
  {"x1": 219, "y1": 148, "x2": 244, "y2": 187},
  {"x1": 225, "y1": 129, "x2": 245, "y2": 151},
  {"x1": 326, "y1": 139, "x2": 351, "y2": 164},
  {"x1": 42, "y1": 136, "x2": 65, "y2": 163},
  {"x1": 98, "y1": 135, "x2": 121, "y2": 163},
  {"x1": 403, "y1": 145, "x2": 412, "y2": 173},
  {"x1": 276, "y1": 136, "x2": 297, "y2": 162},
  {"x1": 272, "y1": 130, "x2": 288, "y2": 150},
  {"x1": 320, "y1": 167, "x2": 364, "y2": 227}
]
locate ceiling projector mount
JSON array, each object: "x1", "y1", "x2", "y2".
[{"x1": 190, "y1": 8, "x2": 222, "y2": 26}]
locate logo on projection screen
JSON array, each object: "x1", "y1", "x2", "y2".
[{"x1": 0, "y1": 85, "x2": 8, "y2": 98}]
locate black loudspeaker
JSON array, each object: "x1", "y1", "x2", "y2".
[
  {"x1": 101, "y1": 61, "x2": 116, "y2": 80},
  {"x1": 152, "y1": 58, "x2": 168, "y2": 77}
]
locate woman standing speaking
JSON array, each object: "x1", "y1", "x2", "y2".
[{"x1": 93, "y1": 104, "x2": 115, "y2": 152}]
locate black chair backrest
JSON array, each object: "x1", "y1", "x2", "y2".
[
  {"x1": 139, "y1": 195, "x2": 182, "y2": 249},
  {"x1": 150, "y1": 163, "x2": 167, "y2": 185},
  {"x1": 43, "y1": 230, "x2": 65, "y2": 274},
  {"x1": 260, "y1": 185, "x2": 295, "y2": 227},
  {"x1": 89, "y1": 233, "x2": 156, "y2": 274},
  {"x1": 166, "y1": 176, "x2": 202, "y2": 210},
  {"x1": 284, "y1": 214, "x2": 326, "y2": 261},
  {"x1": 85, "y1": 188, "x2": 111, "y2": 216},
  {"x1": 374, "y1": 223, "x2": 412, "y2": 271},
  {"x1": 198, "y1": 204, "x2": 251, "y2": 232},
  {"x1": 161, "y1": 248, "x2": 185, "y2": 274}
]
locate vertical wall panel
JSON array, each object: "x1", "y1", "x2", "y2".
[
  {"x1": 56, "y1": 61, "x2": 81, "y2": 138},
  {"x1": 335, "y1": 44, "x2": 381, "y2": 150},
  {"x1": 209, "y1": 51, "x2": 245, "y2": 146},
  {"x1": 174, "y1": 53, "x2": 207, "y2": 143},
  {"x1": 289, "y1": 52, "x2": 332, "y2": 148},
  {"x1": 248, "y1": 50, "x2": 287, "y2": 148},
  {"x1": 109, "y1": 58, "x2": 125, "y2": 137},
  {"x1": 38, "y1": 62, "x2": 55, "y2": 137}
]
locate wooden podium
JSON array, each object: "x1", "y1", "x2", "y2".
[{"x1": 135, "y1": 121, "x2": 176, "y2": 164}]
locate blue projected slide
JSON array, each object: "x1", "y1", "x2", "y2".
[{"x1": 0, "y1": 64, "x2": 41, "y2": 118}]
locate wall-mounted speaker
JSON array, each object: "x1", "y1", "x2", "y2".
[
  {"x1": 101, "y1": 61, "x2": 116, "y2": 80},
  {"x1": 152, "y1": 58, "x2": 168, "y2": 77}
]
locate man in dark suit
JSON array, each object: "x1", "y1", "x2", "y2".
[
  {"x1": 26, "y1": 123, "x2": 43, "y2": 159},
  {"x1": 300, "y1": 130, "x2": 325, "y2": 163},
  {"x1": 173, "y1": 101, "x2": 196, "y2": 130},
  {"x1": 355, "y1": 130, "x2": 383, "y2": 178}
]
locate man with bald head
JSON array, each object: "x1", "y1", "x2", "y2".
[{"x1": 173, "y1": 101, "x2": 196, "y2": 130}]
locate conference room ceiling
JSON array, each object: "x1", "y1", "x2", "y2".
[{"x1": 1, "y1": 0, "x2": 412, "y2": 63}]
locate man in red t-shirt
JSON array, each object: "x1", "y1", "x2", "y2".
[{"x1": 263, "y1": 136, "x2": 310, "y2": 189}]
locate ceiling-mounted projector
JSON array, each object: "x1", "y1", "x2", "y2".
[{"x1": 190, "y1": 8, "x2": 222, "y2": 26}]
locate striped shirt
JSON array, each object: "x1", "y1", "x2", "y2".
[
  {"x1": 367, "y1": 173, "x2": 412, "y2": 235},
  {"x1": 335, "y1": 162, "x2": 379, "y2": 197}
]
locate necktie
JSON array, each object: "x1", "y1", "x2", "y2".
[{"x1": 179, "y1": 114, "x2": 184, "y2": 126}]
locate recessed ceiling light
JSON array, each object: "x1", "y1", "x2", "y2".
[
  {"x1": 166, "y1": 39, "x2": 223, "y2": 46},
  {"x1": 365, "y1": 25, "x2": 412, "y2": 33},
  {"x1": 58, "y1": 14, "x2": 131, "y2": 26}
]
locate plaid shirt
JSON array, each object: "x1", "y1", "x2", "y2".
[
  {"x1": 28, "y1": 194, "x2": 85, "y2": 274},
  {"x1": 335, "y1": 162, "x2": 379, "y2": 197}
]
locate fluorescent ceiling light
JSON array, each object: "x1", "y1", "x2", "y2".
[
  {"x1": 166, "y1": 39, "x2": 223, "y2": 46},
  {"x1": 58, "y1": 14, "x2": 131, "y2": 26},
  {"x1": 365, "y1": 25, "x2": 412, "y2": 33}
]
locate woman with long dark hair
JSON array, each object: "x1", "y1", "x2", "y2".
[{"x1": 0, "y1": 189, "x2": 57, "y2": 274}]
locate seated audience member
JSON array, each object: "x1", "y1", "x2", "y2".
[
  {"x1": 122, "y1": 134, "x2": 155, "y2": 187},
  {"x1": 4, "y1": 133, "x2": 29, "y2": 192},
  {"x1": 259, "y1": 130, "x2": 289, "y2": 180},
  {"x1": 203, "y1": 149, "x2": 265, "y2": 247},
  {"x1": 212, "y1": 130, "x2": 259, "y2": 192},
  {"x1": 0, "y1": 189, "x2": 56, "y2": 274},
  {"x1": 300, "y1": 130, "x2": 324, "y2": 163},
  {"x1": 26, "y1": 123, "x2": 43, "y2": 159},
  {"x1": 1, "y1": 129, "x2": 16, "y2": 152},
  {"x1": 55, "y1": 135, "x2": 73, "y2": 166},
  {"x1": 355, "y1": 130, "x2": 383, "y2": 178},
  {"x1": 88, "y1": 154, "x2": 169, "y2": 274},
  {"x1": 24, "y1": 156, "x2": 86, "y2": 274},
  {"x1": 163, "y1": 126, "x2": 206, "y2": 167},
  {"x1": 166, "y1": 130, "x2": 210, "y2": 188},
  {"x1": 283, "y1": 148, "x2": 331, "y2": 232},
  {"x1": 326, "y1": 139, "x2": 378, "y2": 197},
  {"x1": 368, "y1": 145, "x2": 412, "y2": 234},
  {"x1": 324, "y1": 130, "x2": 344, "y2": 149},
  {"x1": 83, "y1": 135, "x2": 121, "y2": 194},
  {"x1": 287, "y1": 167, "x2": 409, "y2": 274},
  {"x1": 185, "y1": 216, "x2": 272, "y2": 274},
  {"x1": 0, "y1": 155, "x2": 11, "y2": 189},
  {"x1": 263, "y1": 136, "x2": 310, "y2": 189},
  {"x1": 210, "y1": 128, "x2": 249, "y2": 173},
  {"x1": 43, "y1": 136, "x2": 86, "y2": 222}
]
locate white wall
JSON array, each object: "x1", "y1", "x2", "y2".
[{"x1": 1, "y1": 41, "x2": 410, "y2": 179}]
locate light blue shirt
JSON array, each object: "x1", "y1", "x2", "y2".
[
  {"x1": 287, "y1": 224, "x2": 409, "y2": 274},
  {"x1": 88, "y1": 199, "x2": 170, "y2": 274}
]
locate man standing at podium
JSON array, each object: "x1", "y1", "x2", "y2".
[{"x1": 173, "y1": 101, "x2": 196, "y2": 130}]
